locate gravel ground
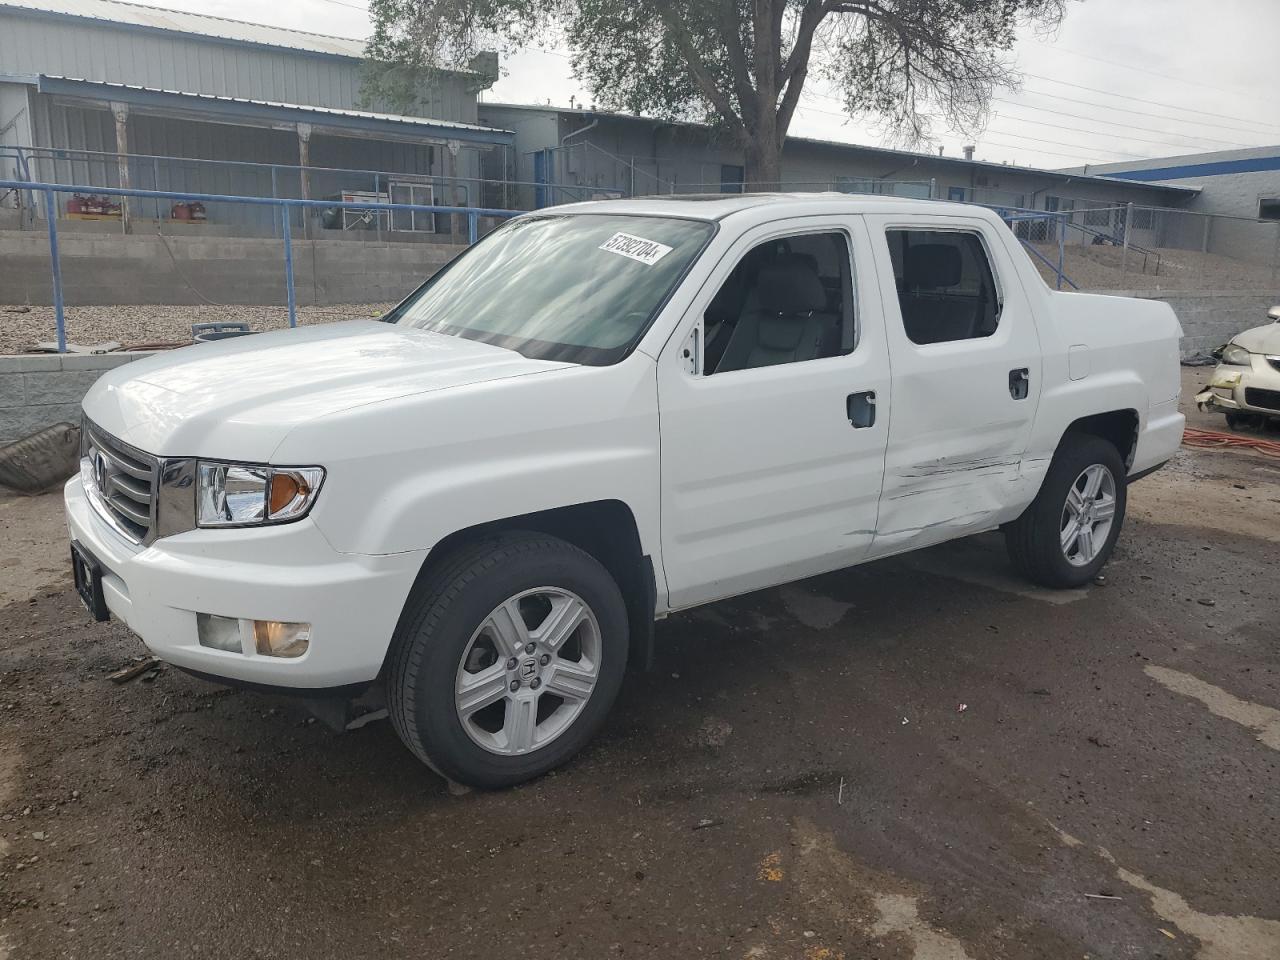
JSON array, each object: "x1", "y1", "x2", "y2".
[{"x1": 0, "y1": 304, "x2": 394, "y2": 354}]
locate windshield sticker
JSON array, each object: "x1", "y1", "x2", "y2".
[{"x1": 598, "y1": 232, "x2": 674, "y2": 266}]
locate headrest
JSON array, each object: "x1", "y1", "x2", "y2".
[
  {"x1": 754, "y1": 254, "x2": 828, "y2": 314},
  {"x1": 905, "y1": 244, "x2": 962, "y2": 288}
]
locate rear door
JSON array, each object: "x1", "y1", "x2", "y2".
[
  {"x1": 863, "y1": 214, "x2": 1043, "y2": 557},
  {"x1": 656, "y1": 216, "x2": 891, "y2": 610}
]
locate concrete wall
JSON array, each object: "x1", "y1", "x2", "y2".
[
  {"x1": 0, "y1": 291, "x2": 1271, "y2": 444},
  {"x1": 1104, "y1": 289, "x2": 1280, "y2": 358},
  {"x1": 0, "y1": 229, "x2": 465, "y2": 306},
  {"x1": 0, "y1": 350, "x2": 148, "y2": 444}
]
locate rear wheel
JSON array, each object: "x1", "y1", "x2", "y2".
[
  {"x1": 1004, "y1": 433, "x2": 1128, "y2": 588},
  {"x1": 386, "y1": 533, "x2": 629, "y2": 789}
]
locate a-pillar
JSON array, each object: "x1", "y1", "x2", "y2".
[{"x1": 110, "y1": 101, "x2": 130, "y2": 233}]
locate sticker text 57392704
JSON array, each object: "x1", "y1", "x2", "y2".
[{"x1": 598, "y1": 232, "x2": 674, "y2": 266}]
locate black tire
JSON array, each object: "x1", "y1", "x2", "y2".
[
  {"x1": 1226, "y1": 412, "x2": 1263, "y2": 432},
  {"x1": 1004, "y1": 433, "x2": 1128, "y2": 589},
  {"x1": 386, "y1": 532, "x2": 629, "y2": 789}
]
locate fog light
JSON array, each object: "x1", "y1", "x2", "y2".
[
  {"x1": 197, "y1": 613, "x2": 243, "y2": 653},
  {"x1": 253, "y1": 621, "x2": 310, "y2": 658}
]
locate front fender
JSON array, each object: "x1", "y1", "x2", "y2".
[{"x1": 274, "y1": 355, "x2": 663, "y2": 563}]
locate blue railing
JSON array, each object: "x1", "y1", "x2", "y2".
[
  {"x1": 993, "y1": 208, "x2": 1078, "y2": 290},
  {"x1": 0, "y1": 179, "x2": 521, "y2": 353}
]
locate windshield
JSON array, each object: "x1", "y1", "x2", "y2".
[{"x1": 393, "y1": 214, "x2": 715, "y2": 365}]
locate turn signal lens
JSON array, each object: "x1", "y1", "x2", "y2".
[
  {"x1": 253, "y1": 620, "x2": 311, "y2": 658},
  {"x1": 268, "y1": 472, "x2": 312, "y2": 519}
]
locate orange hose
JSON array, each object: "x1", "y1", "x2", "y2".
[{"x1": 1183, "y1": 426, "x2": 1280, "y2": 458}]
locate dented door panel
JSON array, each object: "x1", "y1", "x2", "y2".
[{"x1": 864, "y1": 215, "x2": 1044, "y2": 556}]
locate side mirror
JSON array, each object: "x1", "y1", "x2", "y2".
[{"x1": 1269, "y1": 305, "x2": 1280, "y2": 322}]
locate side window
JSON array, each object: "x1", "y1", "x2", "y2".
[
  {"x1": 704, "y1": 231, "x2": 855, "y2": 375},
  {"x1": 886, "y1": 229, "x2": 1001, "y2": 346}
]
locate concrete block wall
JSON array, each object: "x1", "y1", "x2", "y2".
[
  {"x1": 1102, "y1": 289, "x2": 1280, "y2": 357},
  {"x1": 0, "y1": 230, "x2": 462, "y2": 306},
  {"x1": 0, "y1": 351, "x2": 152, "y2": 444}
]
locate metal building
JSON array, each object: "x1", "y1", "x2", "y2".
[
  {"x1": 477, "y1": 103, "x2": 1194, "y2": 215},
  {"x1": 0, "y1": 0, "x2": 513, "y2": 232}
]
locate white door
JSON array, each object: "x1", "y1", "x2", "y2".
[
  {"x1": 863, "y1": 215, "x2": 1043, "y2": 558},
  {"x1": 657, "y1": 217, "x2": 891, "y2": 610}
]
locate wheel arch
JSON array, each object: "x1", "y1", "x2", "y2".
[
  {"x1": 1061, "y1": 409, "x2": 1140, "y2": 470},
  {"x1": 383, "y1": 500, "x2": 656, "y2": 677}
]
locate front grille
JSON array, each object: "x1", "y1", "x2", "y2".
[
  {"x1": 1244, "y1": 387, "x2": 1280, "y2": 412},
  {"x1": 83, "y1": 420, "x2": 158, "y2": 543}
]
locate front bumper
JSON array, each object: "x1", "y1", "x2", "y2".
[
  {"x1": 1197, "y1": 358, "x2": 1280, "y2": 418},
  {"x1": 64, "y1": 474, "x2": 425, "y2": 689}
]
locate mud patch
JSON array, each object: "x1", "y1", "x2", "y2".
[
  {"x1": 779, "y1": 585, "x2": 854, "y2": 631},
  {"x1": 871, "y1": 894, "x2": 974, "y2": 960},
  {"x1": 1145, "y1": 665, "x2": 1280, "y2": 751},
  {"x1": 1117, "y1": 868, "x2": 1280, "y2": 960}
]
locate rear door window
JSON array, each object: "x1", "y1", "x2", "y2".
[{"x1": 886, "y1": 229, "x2": 1001, "y2": 345}]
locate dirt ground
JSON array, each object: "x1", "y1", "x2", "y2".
[
  {"x1": 1026, "y1": 241, "x2": 1280, "y2": 292},
  {"x1": 2, "y1": 394, "x2": 1279, "y2": 959}
]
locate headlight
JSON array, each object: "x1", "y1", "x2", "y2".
[
  {"x1": 196, "y1": 462, "x2": 325, "y2": 527},
  {"x1": 1221, "y1": 343, "x2": 1252, "y2": 366}
]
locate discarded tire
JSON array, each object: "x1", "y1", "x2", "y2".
[{"x1": 0, "y1": 422, "x2": 81, "y2": 494}]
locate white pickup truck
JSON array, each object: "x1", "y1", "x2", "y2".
[{"x1": 66, "y1": 194, "x2": 1185, "y2": 787}]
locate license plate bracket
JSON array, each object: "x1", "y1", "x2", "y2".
[{"x1": 71, "y1": 541, "x2": 110, "y2": 622}]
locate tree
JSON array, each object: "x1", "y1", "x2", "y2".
[{"x1": 364, "y1": 0, "x2": 1069, "y2": 190}]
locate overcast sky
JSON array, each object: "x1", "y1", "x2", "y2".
[{"x1": 134, "y1": 0, "x2": 1280, "y2": 171}]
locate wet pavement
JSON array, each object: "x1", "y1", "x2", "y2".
[{"x1": 1, "y1": 444, "x2": 1278, "y2": 959}]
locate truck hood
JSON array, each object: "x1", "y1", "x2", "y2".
[
  {"x1": 82, "y1": 320, "x2": 573, "y2": 460},
  {"x1": 1230, "y1": 322, "x2": 1280, "y2": 355}
]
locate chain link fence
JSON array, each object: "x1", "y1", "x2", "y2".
[
  {"x1": 1009, "y1": 204, "x2": 1280, "y2": 292},
  {"x1": 14, "y1": 144, "x2": 1275, "y2": 294}
]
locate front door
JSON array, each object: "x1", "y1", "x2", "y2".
[
  {"x1": 864, "y1": 215, "x2": 1043, "y2": 558},
  {"x1": 657, "y1": 217, "x2": 890, "y2": 610}
]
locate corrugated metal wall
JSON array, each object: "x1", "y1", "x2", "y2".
[
  {"x1": 26, "y1": 95, "x2": 451, "y2": 231},
  {"x1": 0, "y1": 8, "x2": 477, "y2": 123}
]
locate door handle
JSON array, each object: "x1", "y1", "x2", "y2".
[
  {"x1": 1009, "y1": 368, "x2": 1030, "y2": 401},
  {"x1": 847, "y1": 391, "x2": 876, "y2": 428}
]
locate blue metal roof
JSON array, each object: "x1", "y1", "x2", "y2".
[
  {"x1": 1100, "y1": 154, "x2": 1280, "y2": 182},
  {"x1": 36, "y1": 75, "x2": 514, "y2": 145}
]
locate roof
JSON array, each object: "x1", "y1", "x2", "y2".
[
  {"x1": 0, "y1": 0, "x2": 366, "y2": 59},
  {"x1": 482, "y1": 102, "x2": 1199, "y2": 197},
  {"x1": 1061, "y1": 145, "x2": 1280, "y2": 183},
  {"x1": 37, "y1": 75, "x2": 514, "y2": 144},
  {"x1": 542, "y1": 192, "x2": 980, "y2": 222}
]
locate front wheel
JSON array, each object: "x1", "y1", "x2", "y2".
[
  {"x1": 386, "y1": 533, "x2": 629, "y2": 789},
  {"x1": 1004, "y1": 433, "x2": 1128, "y2": 588}
]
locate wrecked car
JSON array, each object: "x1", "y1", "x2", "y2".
[
  {"x1": 1196, "y1": 305, "x2": 1280, "y2": 429},
  {"x1": 65, "y1": 194, "x2": 1185, "y2": 787}
]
